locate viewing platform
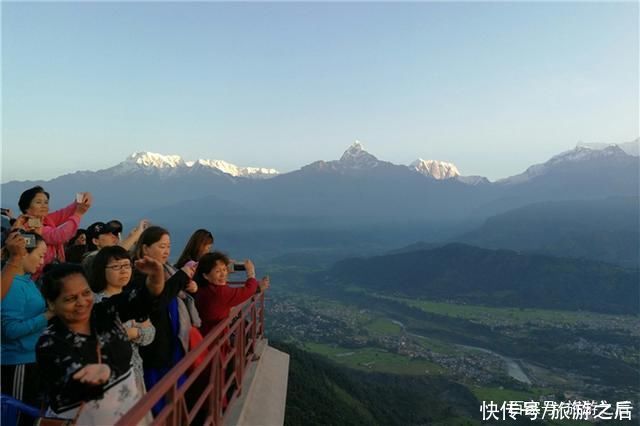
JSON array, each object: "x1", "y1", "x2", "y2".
[{"x1": 115, "y1": 292, "x2": 289, "y2": 426}]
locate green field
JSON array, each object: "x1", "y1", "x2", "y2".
[
  {"x1": 302, "y1": 342, "x2": 445, "y2": 375},
  {"x1": 356, "y1": 290, "x2": 639, "y2": 329},
  {"x1": 471, "y1": 385, "x2": 541, "y2": 403},
  {"x1": 364, "y1": 318, "x2": 403, "y2": 335}
]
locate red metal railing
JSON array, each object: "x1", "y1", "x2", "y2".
[{"x1": 115, "y1": 293, "x2": 265, "y2": 426}]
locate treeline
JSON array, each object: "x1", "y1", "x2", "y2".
[
  {"x1": 329, "y1": 243, "x2": 639, "y2": 314},
  {"x1": 271, "y1": 341, "x2": 481, "y2": 425}
]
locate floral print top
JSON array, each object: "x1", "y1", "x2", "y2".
[
  {"x1": 36, "y1": 285, "x2": 157, "y2": 413},
  {"x1": 94, "y1": 291, "x2": 155, "y2": 393}
]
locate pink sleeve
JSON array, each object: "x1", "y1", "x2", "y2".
[
  {"x1": 42, "y1": 214, "x2": 81, "y2": 246},
  {"x1": 44, "y1": 201, "x2": 78, "y2": 226}
]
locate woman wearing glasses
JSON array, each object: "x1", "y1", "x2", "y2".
[{"x1": 90, "y1": 245, "x2": 155, "y2": 405}]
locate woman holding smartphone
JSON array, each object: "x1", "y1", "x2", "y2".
[
  {"x1": 14, "y1": 186, "x2": 92, "y2": 278},
  {"x1": 1, "y1": 231, "x2": 51, "y2": 426}
]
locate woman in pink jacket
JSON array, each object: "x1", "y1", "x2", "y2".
[{"x1": 14, "y1": 186, "x2": 92, "y2": 278}]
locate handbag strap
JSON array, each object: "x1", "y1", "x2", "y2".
[{"x1": 96, "y1": 339, "x2": 102, "y2": 364}]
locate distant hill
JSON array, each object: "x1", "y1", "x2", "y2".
[
  {"x1": 457, "y1": 197, "x2": 640, "y2": 268},
  {"x1": 328, "y1": 244, "x2": 639, "y2": 314},
  {"x1": 271, "y1": 341, "x2": 480, "y2": 426},
  {"x1": 475, "y1": 145, "x2": 639, "y2": 217},
  {"x1": 2, "y1": 141, "x2": 637, "y2": 228}
]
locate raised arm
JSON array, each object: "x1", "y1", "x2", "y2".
[
  {"x1": 119, "y1": 219, "x2": 149, "y2": 251},
  {"x1": 108, "y1": 257, "x2": 194, "y2": 322},
  {"x1": 221, "y1": 260, "x2": 259, "y2": 306},
  {"x1": 45, "y1": 200, "x2": 79, "y2": 226},
  {"x1": 41, "y1": 214, "x2": 82, "y2": 246},
  {"x1": 1, "y1": 232, "x2": 26, "y2": 300}
]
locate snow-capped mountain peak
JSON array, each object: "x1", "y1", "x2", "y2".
[
  {"x1": 547, "y1": 145, "x2": 628, "y2": 166},
  {"x1": 193, "y1": 159, "x2": 278, "y2": 178},
  {"x1": 338, "y1": 140, "x2": 380, "y2": 168},
  {"x1": 576, "y1": 138, "x2": 639, "y2": 157},
  {"x1": 127, "y1": 152, "x2": 185, "y2": 168},
  {"x1": 498, "y1": 143, "x2": 633, "y2": 185},
  {"x1": 114, "y1": 152, "x2": 278, "y2": 179},
  {"x1": 410, "y1": 158, "x2": 460, "y2": 180}
]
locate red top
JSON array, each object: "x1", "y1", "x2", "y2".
[{"x1": 195, "y1": 278, "x2": 258, "y2": 337}]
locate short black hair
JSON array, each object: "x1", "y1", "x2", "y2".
[
  {"x1": 68, "y1": 228, "x2": 86, "y2": 246},
  {"x1": 194, "y1": 251, "x2": 230, "y2": 287},
  {"x1": 18, "y1": 186, "x2": 50, "y2": 214},
  {"x1": 91, "y1": 245, "x2": 132, "y2": 293},
  {"x1": 41, "y1": 263, "x2": 87, "y2": 302}
]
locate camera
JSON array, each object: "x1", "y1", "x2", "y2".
[
  {"x1": 228, "y1": 263, "x2": 246, "y2": 272},
  {"x1": 18, "y1": 230, "x2": 37, "y2": 249}
]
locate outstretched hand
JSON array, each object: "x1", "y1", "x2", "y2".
[
  {"x1": 244, "y1": 259, "x2": 256, "y2": 279},
  {"x1": 180, "y1": 263, "x2": 196, "y2": 279},
  {"x1": 74, "y1": 192, "x2": 93, "y2": 215},
  {"x1": 259, "y1": 276, "x2": 270, "y2": 292},
  {"x1": 185, "y1": 280, "x2": 198, "y2": 293},
  {"x1": 135, "y1": 256, "x2": 163, "y2": 278}
]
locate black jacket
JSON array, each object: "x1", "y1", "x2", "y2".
[{"x1": 132, "y1": 269, "x2": 190, "y2": 369}]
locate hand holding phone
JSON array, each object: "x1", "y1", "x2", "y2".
[
  {"x1": 24, "y1": 234, "x2": 37, "y2": 249},
  {"x1": 18, "y1": 230, "x2": 37, "y2": 248}
]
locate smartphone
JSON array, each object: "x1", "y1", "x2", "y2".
[
  {"x1": 233, "y1": 263, "x2": 246, "y2": 271},
  {"x1": 27, "y1": 217, "x2": 41, "y2": 228},
  {"x1": 76, "y1": 193, "x2": 84, "y2": 203},
  {"x1": 24, "y1": 234, "x2": 37, "y2": 249}
]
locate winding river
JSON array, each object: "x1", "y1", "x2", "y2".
[{"x1": 391, "y1": 319, "x2": 532, "y2": 384}]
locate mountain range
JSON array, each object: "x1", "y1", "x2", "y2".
[
  {"x1": 457, "y1": 197, "x2": 639, "y2": 268},
  {"x1": 1, "y1": 139, "x2": 637, "y2": 255}
]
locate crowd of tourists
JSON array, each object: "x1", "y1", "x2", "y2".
[{"x1": 1, "y1": 186, "x2": 269, "y2": 425}]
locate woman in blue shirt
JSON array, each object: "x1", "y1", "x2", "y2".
[{"x1": 1, "y1": 231, "x2": 52, "y2": 425}]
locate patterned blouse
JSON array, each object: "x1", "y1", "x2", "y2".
[
  {"x1": 36, "y1": 285, "x2": 158, "y2": 413},
  {"x1": 94, "y1": 291, "x2": 155, "y2": 394}
]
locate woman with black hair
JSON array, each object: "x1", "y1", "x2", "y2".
[
  {"x1": 13, "y1": 186, "x2": 92, "y2": 278},
  {"x1": 36, "y1": 258, "x2": 180, "y2": 424},
  {"x1": 1, "y1": 231, "x2": 51, "y2": 425},
  {"x1": 131, "y1": 226, "x2": 199, "y2": 415},
  {"x1": 194, "y1": 251, "x2": 270, "y2": 337},
  {"x1": 90, "y1": 245, "x2": 156, "y2": 405}
]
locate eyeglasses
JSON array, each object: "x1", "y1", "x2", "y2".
[{"x1": 105, "y1": 263, "x2": 132, "y2": 271}]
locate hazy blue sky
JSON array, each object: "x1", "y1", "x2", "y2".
[{"x1": 2, "y1": 1, "x2": 638, "y2": 182}]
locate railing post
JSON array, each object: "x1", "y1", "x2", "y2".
[
  {"x1": 259, "y1": 292, "x2": 265, "y2": 337},
  {"x1": 208, "y1": 350, "x2": 219, "y2": 426},
  {"x1": 237, "y1": 313, "x2": 245, "y2": 396},
  {"x1": 251, "y1": 298, "x2": 257, "y2": 353},
  {"x1": 114, "y1": 297, "x2": 265, "y2": 426}
]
